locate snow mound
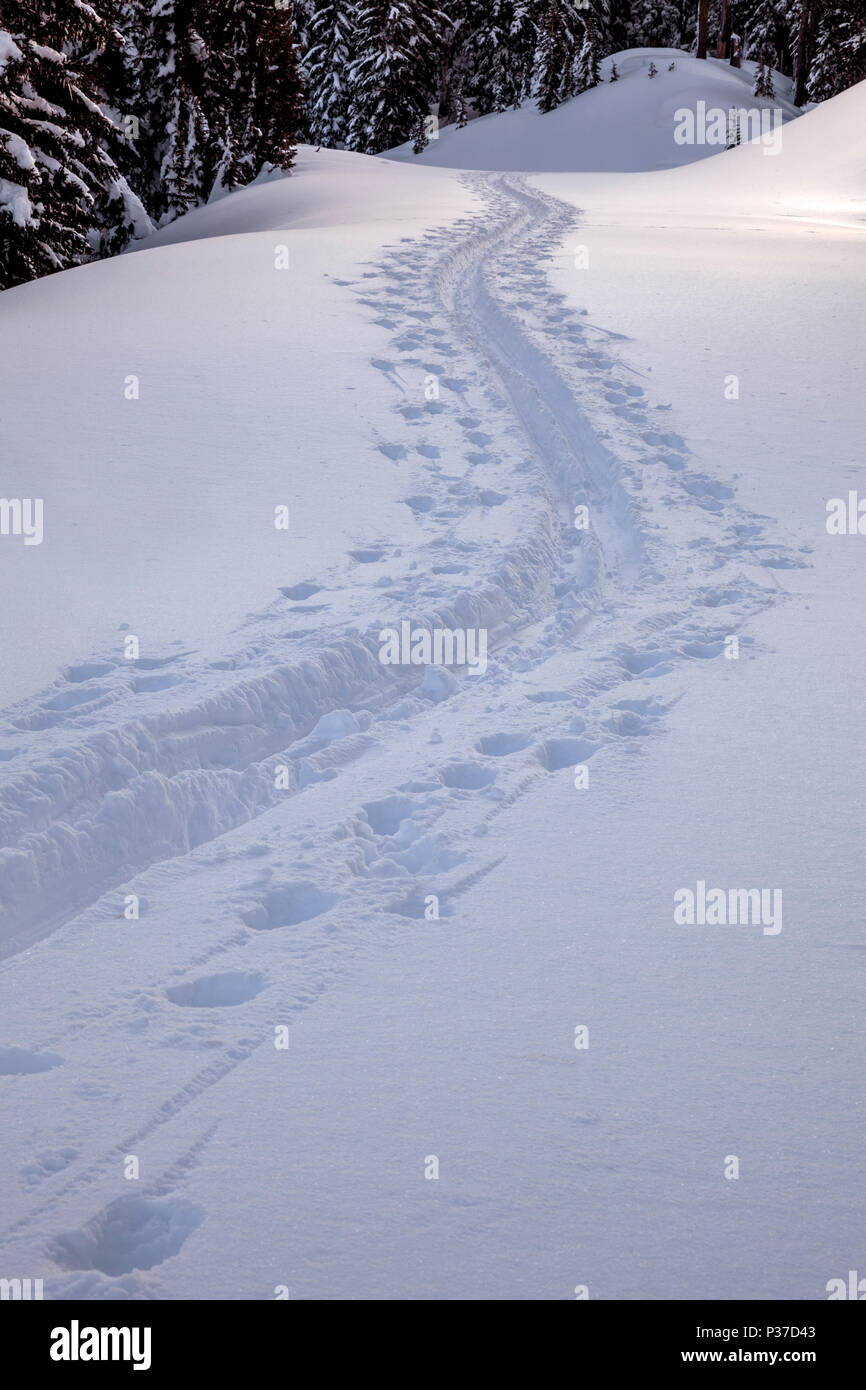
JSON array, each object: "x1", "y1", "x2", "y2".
[
  {"x1": 665, "y1": 74, "x2": 866, "y2": 222},
  {"x1": 539, "y1": 74, "x2": 866, "y2": 227},
  {"x1": 131, "y1": 146, "x2": 465, "y2": 249},
  {"x1": 385, "y1": 49, "x2": 800, "y2": 173}
]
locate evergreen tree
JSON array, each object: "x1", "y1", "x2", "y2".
[
  {"x1": 743, "y1": 0, "x2": 796, "y2": 77},
  {"x1": 461, "y1": 1, "x2": 536, "y2": 117},
  {"x1": 575, "y1": 13, "x2": 602, "y2": 92},
  {"x1": 0, "y1": 0, "x2": 150, "y2": 290},
  {"x1": 754, "y1": 51, "x2": 776, "y2": 93},
  {"x1": 604, "y1": 0, "x2": 632, "y2": 51},
  {"x1": 453, "y1": 72, "x2": 469, "y2": 125},
  {"x1": 252, "y1": 2, "x2": 303, "y2": 173},
  {"x1": 302, "y1": 0, "x2": 355, "y2": 148},
  {"x1": 626, "y1": 0, "x2": 681, "y2": 47},
  {"x1": 509, "y1": 0, "x2": 539, "y2": 105},
  {"x1": 127, "y1": 1, "x2": 209, "y2": 222},
  {"x1": 535, "y1": 0, "x2": 584, "y2": 111},
  {"x1": 345, "y1": 0, "x2": 447, "y2": 154},
  {"x1": 130, "y1": 1, "x2": 301, "y2": 224},
  {"x1": 809, "y1": 0, "x2": 866, "y2": 99},
  {"x1": 293, "y1": 0, "x2": 316, "y2": 55}
]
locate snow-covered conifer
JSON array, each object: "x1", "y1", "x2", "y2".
[
  {"x1": 345, "y1": 0, "x2": 446, "y2": 153},
  {"x1": 0, "y1": 0, "x2": 149, "y2": 289},
  {"x1": 302, "y1": 1, "x2": 356, "y2": 148}
]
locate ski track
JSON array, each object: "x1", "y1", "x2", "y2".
[{"x1": 0, "y1": 174, "x2": 807, "y2": 1290}]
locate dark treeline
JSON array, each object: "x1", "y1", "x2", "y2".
[{"x1": 1, "y1": 0, "x2": 864, "y2": 289}]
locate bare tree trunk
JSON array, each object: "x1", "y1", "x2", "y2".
[
  {"x1": 793, "y1": 0, "x2": 819, "y2": 105},
  {"x1": 697, "y1": 0, "x2": 710, "y2": 59},
  {"x1": 716, "y1": 0, "x2": 730, "y2": 58}
]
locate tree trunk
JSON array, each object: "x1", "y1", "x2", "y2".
[
  {"x1": 716, "y1": 0, "x2": 730, "y2": 58},
  {"x1": 697, "y1": 0, "x2": 709, "y2": 59},
  {"x1": 793, "y1": 0, "x2": 819, "y2": 105}
]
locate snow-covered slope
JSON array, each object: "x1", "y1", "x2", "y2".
[
  {"x1": 385, "y1": 50, "x2": 801, "y2": 172},
  {"x1": 0, "y1": 152, "x2": 479, "y2": 709},
  {"x1": 1, "y1": 59, "x2": 864, "y2": 1302},
  {"x1": 548, "y1": 74, "x2": 866, "y2": 225}
]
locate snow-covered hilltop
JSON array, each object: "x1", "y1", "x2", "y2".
[
  {"x1": 385, "y1": 49, "x2": 801, "y2": 171},
  {"x1": 1, "y1": 47, "x2": 865, "y2": 1302}
]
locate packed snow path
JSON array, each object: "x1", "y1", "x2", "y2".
[
  {"x1": 0, "y1": 175, "x2": 795, "y2": 958},
  {"x1": 0, "y1": 175, "x2": 806, "y2": 1295}
]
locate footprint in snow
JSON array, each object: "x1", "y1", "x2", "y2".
[
  {"x1": 49, "y1": 1195, "x2": 204, "y2": 1276},
  {"x1": 439, "y1": 761, "x2": 497, "y2": 790},
  {"x1": 279, "y1": 581, "x2": 322, "y2": 601},
  {"x1": 43, "y1": 686, "x2": 110, "y2": 711},
  {"x1": 241, "y1": 884, "x2": 339, "y2": 931},
  {"x1": 363, "y1": 795, "x2": 418, "y2": 836},
  {"x1": 620, "y1": 648, "x2": 676, "y2": 677},
  {"x1": 64, "y1": 661, "x2": 115, "y2": 682},
  {"x1": 133, "y1": 674, "x2": 180, "y2": 694},
  {"x1": 165, "y1": 971, "x2": 267, "y2": 1009},
  {"x1": 0, "y1": 1046, "x2": 64, "y2": 1076},
  {"x1": 20, "y1": 1147, "x2": 78, "y2": 1187},
  {"x1": 536, "y1": 737, "x2": 599, "y2": 772},
  {"x1": 475, "y1": 731, "x2": 530, "y2": 757},
  {"x1": 642, "y1": 430, "x2": 688, "y2": 452}
]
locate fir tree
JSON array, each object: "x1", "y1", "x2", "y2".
[
  {"x1": 302, "y1": 0, "x2": 355, "y2": 148},
  {"x1": 345, "y1": 0, "x2": 447, "y2": 153},
  {"x1": 462, "y1": 1, "x2": 536, "y2": 117},
  {"x1": 575, "y1": 13, "x2": 602, "y2": 92},
  {"x1": 252, "y1": 2, "x2": 303, "y2": 173},
  {"x1": 809, "y1": 0, "x2": 866, "y2": 99},
  {"x1": 535, "y1": 0, "x2": 584, "y2": 112},
  {"x1": 744, "y1": 0, "x2": 796, "y2": 78},
  {"x1": 0, "y1": 0, "x2": 150, "y2": 290},
  {"x1": 626, "y1": 0, "x2": 681, "y2": 48},
  {"x1": 127, "y1": 1, "x2": 209, "y2": 223},
  {"x1": 509, "y1": 0, "x2": 539, "y2": 106},
  {"x1": 605, "y1": 0, "x2": 632, "y2": 51},
  {"x1": 454, "y1": 72, "x2": 469, "y2": 126},
  {"x1": 130, "y1": 1, "x2": 301, "y2": 224},
  {"x1": 754, "y1": 52, "x2": 776, "y2": 94}
]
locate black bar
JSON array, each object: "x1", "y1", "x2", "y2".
[{"x1": 5, "y1": 1298, "x2": 862, "y2": 1374}]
